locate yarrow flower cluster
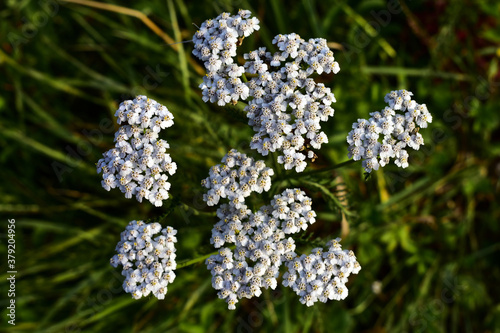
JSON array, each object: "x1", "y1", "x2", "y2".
[
  {"x1": 192, "y1": 10, "x2": 259, "y2": 105},
  {"x1": 94, "y1": 9, "x2": 441, "y2": 310},
  {"x1": 205, "y1": 187, "x2": 317, "y2": 309},
  {"x1": 202, "y1": 150, "x2": 360, "y2": 309},
  {"x1": 347, "y1": 90, "x2": 433, "y2": 173},
  {"x1": 243, "y1": 34, "x2": 339, "y2": 172},
  {"x1": 96, "y1": 96, "x2": 176, "y2": 206},
  {"x1": 201, "y1": 151, "x2": 306, "y2": 309},
  {"x1": 192, "y1": 11, "x2": 339, "y2": 173},
  {"x1": 110, "y1": 220, "x2": 177, "y2": 300},
  {"x1": 283, "y1": 238, "x2": 361, "y2": 306},
  {"x1": 201, "y1": 149, "x2": 274, "y2": 207}
]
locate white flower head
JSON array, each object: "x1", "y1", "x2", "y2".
[
  {"x1": 284, "y1": 238, "x2": 360, "y2": 306},
  {"x1": 243, "y1": 35, "x2": 340, "y2": 172},
  {"x1": 195, "y1": 13, "x2": 339, "y2": 173},
  {"x1": 206, "y1": 187, "x2": 317, "y2": 310},
  {"x1": 110, "y1": 221, "x2": 177, "y2": 300},
  {"x1": 202, "y1": 149, "x2": 274, "y2": 207},
  {"x1": 193, "y1": 10, "x2": 260, "y2": 106},
  {"x1": 346, "y1": 90, "x2": 432, "y2": 173},
  {"x1": 203, "y1": 151, "x2": 325, "y2": 310},
  {"x1": 97, "y1": 96, "x2": 176, "y2": 206}
]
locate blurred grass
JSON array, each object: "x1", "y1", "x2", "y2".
[{"x1": 0, "y1": 0, "x2": 499, "y2": 332}]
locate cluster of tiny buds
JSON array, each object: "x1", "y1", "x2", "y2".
[
  {"x1": 192, "y1": 10, "x2": 259, "y2": 106},
  {"x1": 110, "y1": 221, "x2": 177, "y2": 300},
  {"x1": 244, "y1": 33, "x2": 339, "y2": 172},
  {"x1": 201, "y1": 149, "x2": 274, "y2": 207},
  {"x1": 96, "y1": 96, "x2": 176, "y2": 206},
  {"x1": 347, "y1": 90, "x2": 433, "y2": 173},
  {"x1": 205, "y1": 188, "x2": 317, "y2": 310},
  {"x1": 283, "y1": 238, "x2": 361, "y2": 306}
]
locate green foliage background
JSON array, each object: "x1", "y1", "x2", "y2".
[{"x1": 1, "y1": 0, "x2": 499, "y2": 332}]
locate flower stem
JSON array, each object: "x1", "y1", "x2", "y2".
[
  {"x1": 280, "y1": 159, "x2": 357, "y2": 180},
  {"x1": 176, "y1": 246, "x2": 235, "y2": 269},
  {"x1": 176, "y1": 251, "x2": 216, "y2": 269}
]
